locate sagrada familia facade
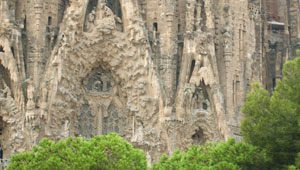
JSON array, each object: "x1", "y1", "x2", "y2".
[{"x1": 0, "y1": 0, "x2": 299, "y2": 164}]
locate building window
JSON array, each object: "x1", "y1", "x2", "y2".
[
  {"x1": 48, "y1": 16, "x2": 52, "y2": 25},
  {"x1": 153, "y1": 22, "x2": 158, "y2": 31},
  {"x1": 188, "y1": 60, "x2": 196, "y2": 83},
  {"x1": 0, "y1": 46, "x2": 4, "y2": 53}
]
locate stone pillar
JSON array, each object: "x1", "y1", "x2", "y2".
[
  {"x1": 195, "y1": 2, "x2": 202, "y2": 31},
  {"x1": 0, "y1": 0, "x2": 11, "y2": 23},
  {"x1": 161, "y1": 12, "x2": 177, "y2": 108},
  {"x1": 288, "y1": 0, "x2": 299, "y2": 58},
  {"x1": 33, "y1": 0, "x2": 44, "y2": 88}
]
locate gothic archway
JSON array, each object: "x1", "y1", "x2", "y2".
[{"x1": 75, "y1": 66, "x2": 129, "y2": 138}]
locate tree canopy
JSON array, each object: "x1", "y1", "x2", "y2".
[
  {"x1": 7, "y1": 133, "x2": 147, "y2": 170},
  {"x1": 151, "y1": 139, "x2": 270, "y2": 170},
  {"x1": 241, "y1": 57, "x2": 300, "y2": 169}
]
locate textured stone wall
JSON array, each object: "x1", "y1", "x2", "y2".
[{"x1": 0, "y1": 0, "x2": 299, "y2": 163}]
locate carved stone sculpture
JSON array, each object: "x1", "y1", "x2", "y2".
[{"x1": 0, "y1": 0, "x2": 298, "y2": 164}]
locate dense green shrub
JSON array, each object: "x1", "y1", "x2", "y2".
[
  {"x1": 288, "y1": 153, "x2": 300, "y2": 170},
  {"x1": 7, "y1": 133, "x2": 147, "y2": 170},
  {"x1": 151, "y1": 139, "x2": 270, "y2": 170},
  {"x1": 241, "y1": 57, "x2": 300, "y2": 169}
]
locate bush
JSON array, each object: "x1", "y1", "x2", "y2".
[
  {"x1": 151, "y1": 139, "x2": 270, "y2": 170},
  {"x1": 7, "y1": 133, "x2": 147, "y2": 170}
]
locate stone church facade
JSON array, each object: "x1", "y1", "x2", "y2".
[{"x1": 0, "y1": 0, "x2": 299, "y2": 163}]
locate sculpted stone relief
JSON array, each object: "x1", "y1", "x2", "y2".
[
  {"x1": 85, "y1": 0, "x2": 123, "y2": 33},
  {"x1": 76, "y1": 66, "x2": 125, "y2": 139},
  {"x1": 85, "y1": 67, "x2": 114, "y2": 95},
  {"x1": 0, "y1": 0, "x2": 293, "y2": 163}
]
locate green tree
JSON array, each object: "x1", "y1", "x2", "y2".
[
  {"x1": 241, "y1": 57, "x2": 300, "y2": 169},
  {"x1": 296, "y1": 49, "x2": 300, "y2": 57},
  {"x1": 288, "y1": 153, "x2": 300, "y2": 170},
  {"x1": 7, "y1": 133, "x2": 147, "y2": 170},
  {"x1": 151, "y1": 139, "x2": 270, "y2": 170}
]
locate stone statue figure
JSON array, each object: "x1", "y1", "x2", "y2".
[
  {"x1": 86, "y1": 8, "x2": 96, "y2": 32},
  {"x1": 95, "y1": 0, "x2": 116, "y2": 33},
  {"x1": 222, "y1": 25, "x2": 232, "y2": 51},
  {"x1": 1, "y1": 80, "x2": 11, "y2": 98},
  {"x1": 92, "y1": 80, "x2": 103, "y2": 92},
  {"x1": 26, "y1": 80, "x2": 36, "y2": 121},
  {"x1": 62, "y1": 119, "x2": 70, "y2": 138}
]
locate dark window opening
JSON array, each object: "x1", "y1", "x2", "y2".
[
  {"x1": 153, "y1": 22, "x2": 158, "y2": 31},
  {"x1": 267, "y1": 24, "x2": 284, "y2": 32},
  {"x1": 0, "y1": 46, "x2": 4, "y2": 52},
  {"x1": 178, "y1": 24, "x2": 181, "y2": 32},
  {"x1": 11, "y1": 47, "x2": 14, "y2": 57},
  {"x1": 272, "y1": 78, "x2": 276, "y2": 88},
  {"x1": 48, "y1": 16, "x2": 52, "y2": 25},
  {"x1": 202, "y1": 102, "x2": 208, "y2": 110},
  {"x1": 24, "y1": 15, "x2": 26, "y2": 31},
  {"x1": 0, "y1": 117, "x2": 3, "y2": 136},
  {"x1": 0, "y1": 149, "x2": 2, "y2": 159},
  {"x1": 188, "y1": 60, "x2": 196, "y2": 83}
]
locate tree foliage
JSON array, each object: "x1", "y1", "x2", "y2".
[
  {"x1": 288, "y1": 153, "x2": 300, "y2": 170},
  {"x1": 6, "y1": 133, "x2": 147, "y2": 170},
  {"x1": 151, "y1": 139, "x2": 270, "y2": 170},
  {"x1": 241, "y1": 57, "x2": 300, "y2": 168}
]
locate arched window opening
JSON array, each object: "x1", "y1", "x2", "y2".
[
  {"x1": 188, "y1": 60, "x2": 196, "y2": 83},
  {"x1": 77, "y1": 104, "x2": 95, "y2": 138},
  {"x1": 103, "y1": 104, "x2": 119, "y2": 135}
]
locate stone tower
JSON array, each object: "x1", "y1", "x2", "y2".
[{"x1": 0, "y1": 0, "x2": 299, "y2": 164}]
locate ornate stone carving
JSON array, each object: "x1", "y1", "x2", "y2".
[
  {"x1": 86, "y1": 67, "x2": 114, "y2": 94},
  {"x1": 0, "y1": 0, "x2": 295, "y2": 163},
  {"x1": 94, "y1": 0, "x2": 116, "y2": 33}
]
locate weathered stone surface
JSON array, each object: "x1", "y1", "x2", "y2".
[{"x1": 0, "y1": 0, "x2": 299, "y2": 163}]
